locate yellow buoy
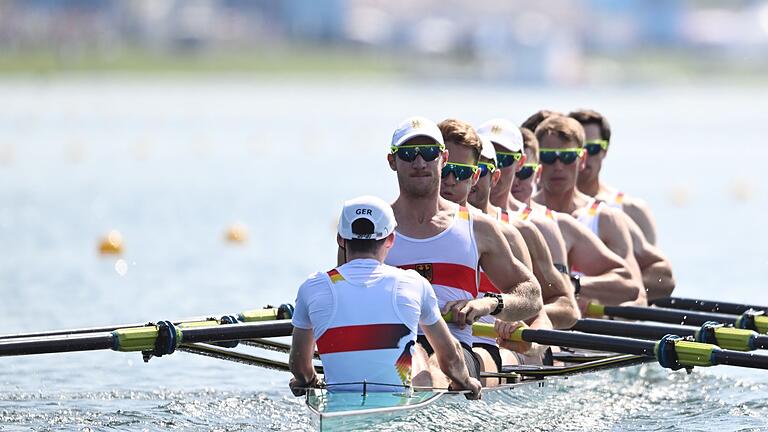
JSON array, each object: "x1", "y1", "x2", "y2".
[
  {"x1": 225, "y1": 222, "x2": 248, "y2": 244},
  {"x1": 99, "y1": 230, "x2": 124, "y2": 254}
]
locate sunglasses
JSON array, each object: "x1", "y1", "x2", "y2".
[
  {"x1": 441, "y1": 162, "x2": 479, "y2": 181},
  {"x1": 495, "y1": 151, "x2": 522, "y2": 168},
  {"x1": 391, "y1": 144, "x2": 445, "y2": 162},
  {"x1": 478, "y1": 161, "x2": 496, "y2": 177},
  {"x1": 539, "y1": 148, "x2": 584, "y2": 165},
  {"x1": 584, "y1": 140, "x2": 609, "y2": 156},
  {"x1": 515, "y1": 163, "x2": 540, "y2": 180}
]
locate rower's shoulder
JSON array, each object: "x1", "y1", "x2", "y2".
[{"x1": 620, "y1": 195, "x2": 654, "y2": 218}]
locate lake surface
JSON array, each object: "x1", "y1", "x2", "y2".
[{"x1": 1, "y1": 77, "x2": 767, "y2": 430}]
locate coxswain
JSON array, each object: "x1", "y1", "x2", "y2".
[{"x1": 290, "y1": 195, "x2": 481, "y2": 398}]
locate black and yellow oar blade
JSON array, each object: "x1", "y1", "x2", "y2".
[
  {"x1": 0, "y1": 320, "x2": 293, "y2": 357},
  {"x1": 470, "y1": 322, "x2": 768, "y2": 371},
  {"x1": 572, "y1": 318, "x2": 768, "y2": 351}
]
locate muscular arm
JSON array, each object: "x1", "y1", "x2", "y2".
[
  {"x1": 514, "y1": 219, "x2": 579, "y2": 329},
  {"x1": 289, "y1": 328, "x2": 318, "y2": 391},
  {"x1": 624, "y1": 214, "x2": 675, "y2": 300},
  {"x1": 623, "y1": 197, "x2": 658, "y2": 245},
  {"x1": 421, "y1": 320, "x2": 474, "y2": 389},
  {"x1": 557, "y1": 214, "x2": 644, "y2": 306},
  {"x1": 474, "y1": 214, "x2": 543, "y2": 322},
  {"x1": 529, "y1": 215, "x2": 569, "y2": 268},
  {"x1": 500, "y1": 222, "x2": 533, "y2": 270}
]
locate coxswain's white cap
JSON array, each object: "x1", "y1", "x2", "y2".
[
  {"x1": 477, "y1": 119, "x2": 523, "y2": 152},
  {"x1": 478, "y1": 134, "x2": 497, "y2": 164},
  {"x1": 391, "y1": 116, "x2": 445, "y2": 148},
  {"x1": 338, "y1": 195, "x2": 397, "y2": 240}
]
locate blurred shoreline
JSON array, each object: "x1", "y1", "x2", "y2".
[{"x1": 1, "y1": 48, "x2": 767, "y2": 86}]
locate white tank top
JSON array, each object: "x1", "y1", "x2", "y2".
[
  {"x1": 571, "y1": 199, "x2": 606, "y2": 276},
  {"x1": 605, "y1": 191, "x2": 625, "y2": 210},
  {"x1": 304, "y1": 263, "x2": 437, "y2": 392},
  {"x1": 576, "y1": 198, "x2": 604, "y2": 238},
  {"x1": 385, "y1": 205, "x2": 480, "y2": 347}
]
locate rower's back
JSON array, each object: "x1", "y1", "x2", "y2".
[{"x1": 292, "y1": 259, "x2": 440, "y2": 392}]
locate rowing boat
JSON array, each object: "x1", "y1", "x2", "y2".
[{"x1": 304, "y1": 353, "x2": 650, "y2": 431}]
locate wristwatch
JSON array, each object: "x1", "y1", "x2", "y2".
[
  {"x1": 483, "y1": 292, "x2": 504, "y2": 315},
  {"x1": 570, "y1": 274, "x2": 581, "y2": 296}
]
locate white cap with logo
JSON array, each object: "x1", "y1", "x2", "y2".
[
  {"x1": 478, "y1": 134, "x2": 497, "y2": 165},
  {"x1": 391, "y1": 116, "x2": 445, "y2": 148},
  {"x1": 477, "y1": 119, "x2": 523, "y2": 152},
  {"x1": 337, "y1": 195, "x2": 397, "y2": 240}
]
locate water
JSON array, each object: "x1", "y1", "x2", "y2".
[{"x1": 1, "y1": 77, "x2": 767, "y2": 430}]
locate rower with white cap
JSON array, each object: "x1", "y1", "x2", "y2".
[
  {"x1": 379, "y1": 116, "x2": 543, "y2": 389},
  {"x1": 290, "y1": 195, "x2": 481, "y2": 399}
]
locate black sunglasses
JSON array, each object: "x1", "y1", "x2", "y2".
[{"x1": 539, "y1": 148, "x2": 584, "y2": 165}]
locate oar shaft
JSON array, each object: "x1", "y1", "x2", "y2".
[
  {"x1": 520, "y1": 328, "x2": 657, "y2": 356},
  {"x1": 572, "y1": 318, "x2": 694, "y2": 340},
  {"x1": 180, "y1": 321, "x2": 294, "y2": 344},
  {"x1": 0, "y1": 333, "x2": 115, "y2": 356},
  {"x1": 651, "y1": 297, "x2": 766, "y2": 315},
  {"x1": 0, "y1": 317, "x2": 215, "y2": 340},
  {"x1": 712, "y1": 350, "x2": 768, "y2": 369},
  {"x1": 592, "y1": 304, "x2": 738, "y2": 326},
  {"x1": 573, "y1": 319, "x2": 768, "y2": 351}
]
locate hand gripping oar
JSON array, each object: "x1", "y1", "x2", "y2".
[
  {"x1": 0, "y1": 320, "x2": 294, "y2": 357},
  {"x1": 571, "y1": 318, "x2": 768, "y2": 351},
  {"x1": 469, "y1": 322, "x2": 768, "y2": 372},
  {"x1": 586, "y1": 303, "x2": 768, "y2": 334},
  {"x1": 650, "y1": 296, "x2": 767, "y2": 315},
  {"x1": 0, "y1": 304, "x2": 294, "y2": 341}
]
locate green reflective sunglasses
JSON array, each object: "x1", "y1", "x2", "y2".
[
  {"x1": 478, "y1": 161, "x2": 496, "y2": 177},
  {"x1": 515, "y1": 163, "x2": 540, "y2": 180},
  {"x1": 391, "y1": 144, "x2": 445, "y2": 162},
  {"x1": 496, "y1": 151, "x2": 522, "y2": 168},
  {"x1": 441, "y1": 162, "x2": 479, "y2": 181},
  {"x1": 584, "y1": 140, "x2": 609, "y2": 156}
]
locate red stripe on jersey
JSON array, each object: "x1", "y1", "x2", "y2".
[
  {"x1": 398, "y1": 262, "x2": 478, "y2": 297},
  {"x1": 316, "y1": 323, "x2": 411, "y2": 354},
  {"x1": 479, "y1": 272, "x2": 500, "y2": 294}
]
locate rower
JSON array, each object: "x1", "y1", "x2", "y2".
[
  {"x1": 473, "y1": 120, "x2": 579, "y2": 331},
  {"x1": 568, "y1": 109, "x2": 675, "y2": 300},
  {"x1": 479, "y1": 118, "x2": 631, "y2": 313},
  {"x1": 569, "y1": 109, "x2": 658, "y2": 244},
  {"x1": 480, "y1": 119, "x2": 572, "y2": 296},
  {"x1": 519, "y1": 118, "x2": 648, "y2": 310},
  {"x1": 436, "y1": 119, "x2": 552, "y2": 377},
  {"x1": 381, "y1": 116, "x2": 543, "y2": 387},
  {"x1": 289, "y1": 195, "x2": 481, "y2": 398},
  {"x1": 530, "y1": 115, "x2": 646, "y2": 307}
]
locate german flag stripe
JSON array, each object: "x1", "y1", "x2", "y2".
[{"x1": 316, "y1": 323, "x2": 411, "y2": 354}]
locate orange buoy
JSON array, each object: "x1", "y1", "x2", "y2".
[
  {"x1": 99, "y1": 230, "x2": 124, "y2": 254},
  {"x1": 225, "y1": 222, "x2": 248, "y2": 244}
]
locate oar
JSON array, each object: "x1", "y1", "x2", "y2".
[
  {"x1": 469, "y1": 322, "x2": 768, "y2": 371},
  {"x1": 571, "y1": 318, "x2": 768, "y2": 351},
  {"x1": 0, "y1": 304, "x2": 294, "y2": 341},
  {"x1": 651, "y1": 297, "x2": 766, "y2": 315},
  {"x1": 586, "y1": 303, "x2": 768, "y2": 334},
  {"x1": 0, "y1": 320, "x2": 293, "y2": 357}
]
